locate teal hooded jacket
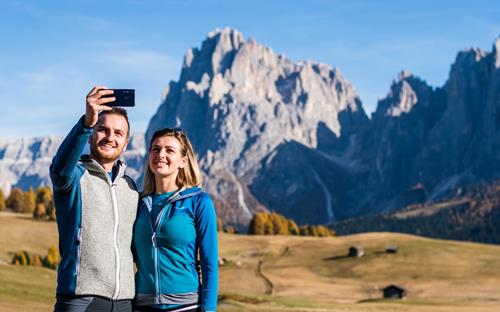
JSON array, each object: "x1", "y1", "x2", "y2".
[{"x1": 133, "y1": 187, "x2": 218, "y2": 311}]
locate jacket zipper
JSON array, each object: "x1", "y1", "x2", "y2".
[
  {"x1": 150, "y1": 191, "x2": 181, "y2": 305},
  {"x1": 152, "y1": 231, "x2": 160, "y2": 304},
  {"x1": 111, "y1": 182, "x2": 121, "y2": 300},
  {"x1": 75, "y1": 226, "x2": 82, "y2": 276}
]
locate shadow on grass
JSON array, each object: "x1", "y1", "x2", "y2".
[
  {"x1": 218, "y1": 293, "x2": 267, "y2": 305},
  {"x1": 323, "y1": 255, "x2": 352, "y2": 261}
]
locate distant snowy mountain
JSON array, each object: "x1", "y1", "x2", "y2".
[
  {"x1": 0, "y1": 133, "x2": 145, "y2": 194},
  {"x1": 2, "y1": 29, "x2": 500, "y2": 229}
]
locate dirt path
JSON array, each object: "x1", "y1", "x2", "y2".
[{"x1": 257, "y1": 259, "x2": 274, "y2": 295}]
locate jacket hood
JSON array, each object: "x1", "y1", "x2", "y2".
[{"x1": 141, "y1": 186, "x2": 203, "y2": 208}]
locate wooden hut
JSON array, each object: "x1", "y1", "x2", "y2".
[
  {"x1": 386, "y1": 245, "x2": 398, "y2": 253},
  {"x1": 383, "y1": 285, "x2": 406, "y2": 299},
  {"x1": 348, "y1": 246, "x2": 364, "y2": 257}
]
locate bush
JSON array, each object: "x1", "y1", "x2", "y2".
[
  {"x1": 43, "y1": 245, "x2": 60, "y2": 270},
  {"x1": 12, "y1": 250, "x2": 30, "y2": 265},
  {"x1": 12, "y1": 246, "x2": 60, "y2": 270},
  {"x1": 31, "y1": 254, "x2": 43, "y2": 267}
]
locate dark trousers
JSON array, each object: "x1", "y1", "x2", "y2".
[
  {"x1": 54, "y1": 295, "x2": 132, "y2": 312},
  {"x1": 133, "y1": 304, "x2": 200, "y2": 312}
]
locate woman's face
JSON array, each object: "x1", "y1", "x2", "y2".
[{"x1": 149, "y1": 136, "x2": 187, "y2": 179}]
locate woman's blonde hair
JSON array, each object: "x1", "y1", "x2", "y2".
[{"x1": 142, "y1": 128, "x2": 202, "y2": 196}]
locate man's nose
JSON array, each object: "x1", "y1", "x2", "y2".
[{"x1": 104, "y1": 131, "x2": 116, "y2": 140}]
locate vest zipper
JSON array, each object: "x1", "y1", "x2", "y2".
[{"x1": 111, "y1": 182, "x2": 121, "y2": 300}]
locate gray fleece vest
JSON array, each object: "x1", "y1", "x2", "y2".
[{"x1": 77, "y1": 159, "x2": 139, "y2": 299}]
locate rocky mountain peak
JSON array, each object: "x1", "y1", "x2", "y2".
[
  {"x1": 373, "y1": 71, "x2": 432, "y2": 118},
  {"x1": 146, "y1": 28, "x2": 367, "y2": 223},
  {"x1": 494, "y1": 37, "x2": 500, "y2": 68},
  {"x1": 449, "y1": 47, "x2": 487, "y2": 80},
  {"x1": 181, "y1": 28, "x2": 244, "y2": 82}
]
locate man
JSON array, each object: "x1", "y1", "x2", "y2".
[{"x1": 50, "y1": 86, "x2": 139, "y2": 312}]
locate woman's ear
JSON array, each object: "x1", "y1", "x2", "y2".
[{"x1": 179, "y1": 156, "x2": 188, "y2": 169}]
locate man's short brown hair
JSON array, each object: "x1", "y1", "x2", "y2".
[{"x1": 98, "y1": 108, "x2": 130, "y2": 137}]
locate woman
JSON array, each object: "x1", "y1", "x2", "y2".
[{"x1": 133, "y1": 128, "x2": 218, "y2": 312}]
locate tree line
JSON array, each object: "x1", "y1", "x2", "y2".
[
  {"x1": 0, "y1": 186, "x2": 55, "y2": 221},
  {"x1": 248, "y1": 212, "x2": 335, "y2": 237}
]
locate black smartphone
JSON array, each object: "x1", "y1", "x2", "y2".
[{"x1": 103, "y1": 89, "x2": 135, "y2": 107}]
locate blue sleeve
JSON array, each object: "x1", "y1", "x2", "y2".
[
  {"x1": 50, "y1": 116, "x2": 93, "y2": 192},
  {"x1": 195, "y1": 193, "x2": 218, "y2": 312}
]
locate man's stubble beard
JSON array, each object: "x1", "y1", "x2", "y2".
[{"x1": 89, "y1": 139, "x2": 124, "y2": 166}]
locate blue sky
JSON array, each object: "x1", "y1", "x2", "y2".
[{"x1": 0, "y1": 0, "x2": 499, "y2": 139}]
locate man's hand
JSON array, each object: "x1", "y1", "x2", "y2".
[{"x1": 84, "y1": 86, "x2": 115, "y2": 128}]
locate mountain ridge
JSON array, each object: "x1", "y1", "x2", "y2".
[{"x1": 1, "y1": 29, "x2": 499, "y2": 230}]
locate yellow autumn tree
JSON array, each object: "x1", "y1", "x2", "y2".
[
  {"x1": 248, "y1": 212, "x2": 270, "y2": 234},
  {"x1": 36, "y1": 186, "x2": 54, "y2": 219},
  {"x1": 23, "y1": 187, "x2": 37, "y2": 213},
  {"x1": 287, "y1": 219, "x2": 300, "y2": 235},
  {"x1": 33, "y1": 203, "x2": 46, "y2": 220},
  {"x1": 270, "y1": 212, "x2": 289, "y2": 235},
  {"x1": 43, "y1": 245, "x2": 61, "y2": 270},
  {"x1": 7, "y1": 188, "x2": 24, "y2": 212},
  {"x1": 0, "y1": 189, "x2": 6, "y2": 211}
]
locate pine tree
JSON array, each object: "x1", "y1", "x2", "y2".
[
  {"x1": 7, "y1": 188, "x2": 24, "y2": 212},
  {"x1": 0, "y1": 189, "x2": 6, "y2": 211}
]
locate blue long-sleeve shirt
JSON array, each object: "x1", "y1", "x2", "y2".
[{"x1": 133, "y1": 187, "x2": 219, "y2": 311}]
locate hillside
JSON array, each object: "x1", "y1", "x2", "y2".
[
  {"x1": 333, "y1": 182, "x2": 500, "y2": 244},
  {"x1": 1, "y1": 212, "x2": 500, "y2": 311}
]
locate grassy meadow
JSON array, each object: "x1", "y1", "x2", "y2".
[{"x1": 1, "y1": 211, "x2": 500, "y2": 311}]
